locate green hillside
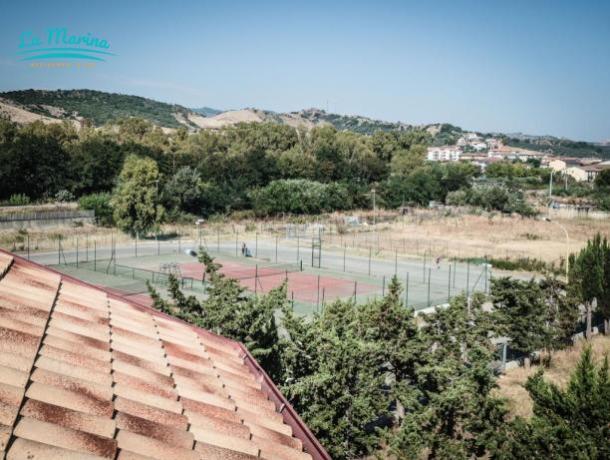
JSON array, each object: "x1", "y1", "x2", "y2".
[{"x1": 0, "y1": 89, "x2": 193, "y2": 128}]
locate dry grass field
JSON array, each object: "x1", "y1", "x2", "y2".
[
  {"x1": 495, "y1": 335, "x2": 610, "y2": 419},
  {"x1": 325, "y1": 210, "x2": 610, "y2": 264}
]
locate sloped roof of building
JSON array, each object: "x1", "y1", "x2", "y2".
[{"x1": 0, "y1": 250, "x2": 329, "y2": 460}]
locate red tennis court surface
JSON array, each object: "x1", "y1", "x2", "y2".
[{"x1": 180, "y1": 261, "x2": 378, "y2": 303}]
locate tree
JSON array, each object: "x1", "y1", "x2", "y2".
[
  {"x1": 391, "y1": 294, "x2": 507, "y2": 459},
  {"x1": 594, "y1": 168, "x2": 610, "y2": 188},
  {"x1": 569, "y1": 234, "x2": 607, "y2": 338},
  {"x1": 390, "y1": 143, "x2": 427, "y2": 176},
  {"x1": 111, "y1": 155, "x2": 164, "y2": 236},
  {"x1": 79, "y1": 193, "x2": 114, "y2": 227},
  {"x1": 491, "y1": 277, "x2": 550, "y2": 356},
  {"x1": 499, "y1": 346, "x2": 610, "y2": 459},
  {"x1": 162, "y1": 166, "x2": 204, "y2": 214}
]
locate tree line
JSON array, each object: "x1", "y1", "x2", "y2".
[
  {"x1": 146, "y1": 236, "x2": 610, "y2": 459},
  {"x1": 0, "y1": 117, "x2": 547, "y2": 235}
]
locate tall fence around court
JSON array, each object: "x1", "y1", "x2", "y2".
[{"x1": 29, "y1": 229, "x2": 491, "y2": 314}]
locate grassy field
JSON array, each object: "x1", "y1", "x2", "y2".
[
  {"x1": 2, "y1": 208, "x2": 609, "y2": 270},
  {"x1": 324, "y1": 210, "x2": 610, "y2": 264},
  {"x1": 496, "y1": 335, "x2": 610, "y2": 419}
]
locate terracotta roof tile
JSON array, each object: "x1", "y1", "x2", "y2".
[
  {"x1": 7, "y1": 437, "x2": 109, "y2": 460},
  {"x1": 20, "y1": 399, "x2": 116, "y2": 438},
  {"x1": 0, "y1": 423, "x2": 11, "y2": 451},
  {"x1": 181, "y1": 399, "x2": 242, "y2": 424},
  {"x1": 0, "y1": 251, "x2": 329, "y2": 460},
  {"x1": 116, "y1": 430, "x2": 199, "y2": 460},
  {"x1": 189, "y1": 425, "x2": 260, "y2": 457},
  {"x1": 13, "y1": 417, "x2": 117, "y2": 458},
  {"x1": 113, "y1": 397, "x2": 188, "y2": 430},
  {"x1": 185, "y1": 411, "x2": 250, "y2": 439},
  {"x1": 194, "y1": 441, "x2": 260, "y2": 460},
  {"x1": 115, "y1": 412, "x2": 194, "y2": 449},
  {"x1": 35, "y1": 355, "x2": 113, "y2": 386},
  {"x1": 253, "y1": 434, "x2": 314, "y2": 460}
]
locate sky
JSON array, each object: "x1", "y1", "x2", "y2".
[{"x1": 0, "y1": 0, "x2": 609, "y2": 141}]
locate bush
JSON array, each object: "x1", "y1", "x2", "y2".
[
  {"x1": 446, "y1": 185, "x2": 536, "y2": 216},
  {"x1": 7, "y1": 194, "x2": 30, "y2": 206},
  {"x1": 79, "y1": 193, "x2": 114, "y2": 226},
  {"x1": 55, "y1": 189, "x2": 75, "y2": 202},
  {"x1": 250, "y1": 179, "x2": 352, "y2": 215}
]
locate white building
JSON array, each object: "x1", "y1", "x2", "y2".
[{"x1": 427, "y1": 146, "x2": 462, "y2": 162}]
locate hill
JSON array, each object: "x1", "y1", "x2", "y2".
[
  {"x1": 1, "y1": 89, "x2": 607, "y2": 158},
  {"x1": 0, "y1": 89, "x2": 198, "y2": 129},
  {"x1": 191, "y1": 106, "x2": 223, "y2": 117},
  {"x1": 501, "y1": 134, "x2": 610, "y2": 159}
]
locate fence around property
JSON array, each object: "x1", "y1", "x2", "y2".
[{"x1": 31, "y1": 229, "x2": 491, "y2": 316}]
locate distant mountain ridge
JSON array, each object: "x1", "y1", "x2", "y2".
[{"x1": 0, "y1": 89, "x2": 607, "y2": 158}]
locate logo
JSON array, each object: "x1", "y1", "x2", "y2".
[{"x1": 17, "y1": 28, "x2": 116, "y2": 66}]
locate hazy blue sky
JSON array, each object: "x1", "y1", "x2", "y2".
[{"x1": 1, "y1": 0, "x2": 609, "y2": 141}]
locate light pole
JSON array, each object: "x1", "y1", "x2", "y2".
[
  {"x1": 548, "y1": 170, "x2": 554, "y2": 199},
  {"x1": 545, "y1": 217, "x2": 569, "y2": 279}
]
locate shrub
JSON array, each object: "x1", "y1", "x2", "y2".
[
  {"x1": 79, "y1": 193, "x2": 114, "y2": 226},
  {"x1": 250, "y1": 179, "x2": 351, "y2": 215},
  {"x1": 55, "y1": 189, "x2": 75, "y2": 202},
  {"x1": 7, "y1": 194, "x2": 30, "y2": 206},
  {"x1": 446, "y1": 185, "x2": 536, "y2": 216}
]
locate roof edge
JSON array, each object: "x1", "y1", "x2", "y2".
[
  {"x1": 0, "y1": 248, "x2": 330, "y2": 460},
  {"x1": 239, "y1": 344, "x2": 332, "y2": 460}
]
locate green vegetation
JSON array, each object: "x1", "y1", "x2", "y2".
[
  {"x1": 1, "y1": 89, "x2": 193, "y2": 128},
  {"x1": 503, "y1": 136, "x2": 610, "y2": 160},
  {"x1": 569, "y1": 234, "x2": 610, "y2": 338},
  {"x1": 500, "y1": 346, "x2": 610, "y2": 459},
  {"x1": 446, "y1": 185, "x2": 536, "y2": 216},
  {"x1": 110, "y1": 155, "x2": 164, "y2": 236},
  {"x1": 147, "y1": 243, "x2": 608, "y2": 459}
]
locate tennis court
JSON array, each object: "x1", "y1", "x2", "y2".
[{"x1": 180, "y1": 260, "x2": 378, "y2": 303}]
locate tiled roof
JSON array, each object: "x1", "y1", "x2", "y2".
[{"x1": 0, "y1": 250, "x2": 330, "y2": 460}]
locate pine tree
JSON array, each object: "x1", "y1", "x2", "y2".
[{"x1": 499, "y1": 346, "x2": 610, "y2": 459}]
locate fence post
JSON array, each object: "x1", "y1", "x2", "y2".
[
  {"x1": 256, "y1": 232, "x2": 258, "y2": 258},
  {"x1": 354, "y1": 281, "x2": 358, "y2": 300},
  {"x1": 452, "y1": 259, "x2": 457, "y2": 288},
  {"x1": 447, "y1": 264, "x2": 451, "y2": 303},
  {"x1": 394, "y1": 250, "x2": 398, "y2": 276},
  {"x1": 405, "y1": 272, "x2": 409, "y2": 307},
  {"x1": 27, "y1": 234, "x2": 30, "y2": 260},
  {"x1": 311, "y1": 239, "x2": 314, "y2": 268},
  {"x1": 316, "y1": 275, "x2": 321, "y2": 311},
  {"x1": 423, "y1": 251, "x2": 427, "y2": 283},
  {"x1": 466, "y1": 261, "x2": 470, "y2": 298},
  {"x1": 427, "y1": 268, "x2": 431, "y2": 307},
  {"x1": 58, "y1": 237, "x2": 61, "y2": 265},
  {"x1": 382, "y1": 276, "x2": 386, "y2": 296},
  {"x1": 485, "y1": 256, "x2": 487, "y2": 294}
]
